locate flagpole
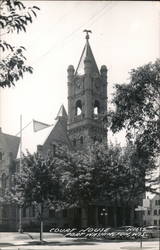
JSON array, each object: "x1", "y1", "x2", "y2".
[
  {"x1": 15, "y1": 120, "x2": 32, "y2": 136},
  {"x1": 18, "y1": 114, "x2": 23, "y2": 233}
]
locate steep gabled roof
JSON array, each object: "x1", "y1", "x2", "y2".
[
  {"x1": 21, "y1": 106, "x2": 71, "y2": 154},
  {"x1": 43, "y1": 118, "x2": 72, "y2": 151},
  {"x1": 0, "y1": 130, "x2": 20, "y2": 159},
  {"x1": 75, "y1": 33, "x2": 99, "y2": 76},
  {"x1": 32, "y1": 123, "x2": 56, "y2": 147}
]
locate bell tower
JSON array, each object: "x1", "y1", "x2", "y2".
[{"x1": 67, "y1": 31, "x2": 108, "y2": 150}]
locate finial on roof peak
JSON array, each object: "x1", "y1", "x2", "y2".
[{"x1": 83, "y1": 29, "x2": 92, "y2": 40}]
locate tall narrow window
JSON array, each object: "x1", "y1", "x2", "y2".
[
  {"x1": 154, "y1": 220, "x2": 157, "y2": 225},
  {"x1": 75, "y1": 100, "x2": 82, "y2": 116},
  {"x1": 2, "y1": 173, "x2": 6, "y2": 194},
  {"x1": 80, "y1": 136, "x2": 83, "y2": 144},
  {"x1": 94, "y1": 100, "x2": 100, "y2": 116},
  {"x1": 154, "y1": 209, "x2": 157, "y2": 215},
  {"x1": 73, "y1": 139, "x2": 76, "y2": 147},
  {"x1": 52, "y1": 144, "x2": 56, "y2": 156},
  {"x1": 0, "y1": 152, "x2": 2, "y2": 160}
]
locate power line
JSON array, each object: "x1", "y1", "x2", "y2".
[
  {"x1": 25, "y1": 2, "x2": 80, "y2": 51},
  {"x1": 15, "y1": 2, "x2": 117, "y2": 136},
  {"x1": 32, "y1": 2, "x2": 114, "y2": 64},
  {"x1": 15, "y1": 120, "x2": 32, "y2": 136},
  {"x1": 89, "y1": 2, "x2": 118, "y2": 28},
  {"x1": 30, "y1": 2, "x2": 117, "y2": 122}
]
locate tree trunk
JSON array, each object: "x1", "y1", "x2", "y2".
[
  {"x1": 81, "y1": 207, "x2": 88, "y2": 228},
  {"x1": 113, "y1": 205, "x2": 117, "y2": 227},
  {"x1": 39, "y1": 203, "x2": 44, "y2": 242},
  {"x1": 95, "y1": 207, "x2": 99, "y2": 227},
  {"x1": 40, "y1": 219, "x2": 43, "y2": 242},
  {"x1": 130, "y1": 205, "x2": 135, "y2": 226},
  {"x1": 122, "y1": 206, "x2": 126, "y2": 226}
]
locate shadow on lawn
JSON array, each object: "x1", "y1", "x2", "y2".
[
  {"x1": 0, "y1": 243, "x2": 14, "y2": 247},
  {"x1": 27, "y1": 239, "x2": 96, "y2": 246}
]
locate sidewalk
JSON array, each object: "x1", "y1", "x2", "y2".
[{"x1": 0, "y1": 232, "x2": 159, "y2": 250}]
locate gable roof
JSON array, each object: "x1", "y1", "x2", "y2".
[
  {"x1": 31, "y1": 122, "x2": 57, "y2": 148},
  {"x1": 21, "y1": 106, "x2": 71, "y2": 155},
  {"x1": 42, "y1": 118, "x2": 72, "y2": 152},
  {"x1": 0, "y1": 130, "x2": 20, "y2": 159}
]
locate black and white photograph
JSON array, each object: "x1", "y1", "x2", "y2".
[{"x1": 0, "y1": 0, "x2": 160, "y2": 249}]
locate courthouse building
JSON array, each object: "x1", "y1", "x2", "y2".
[
  {"x1": 0, "y1": 32, "x2": 108, "y2": 231},
  {"x1": 21, "y1": 32, "x2": 108, "y2": 231},
  {"x1": 1, "y1": 32, "x2": 141, "y2": 231}
]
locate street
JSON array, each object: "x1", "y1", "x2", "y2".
[{"x1": 0, "y1": 233, "x2": 159, "y2": 250}]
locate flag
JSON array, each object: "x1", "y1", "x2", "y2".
[{"x1": 33, "y1": 120, "x2": 51, "y2": 132}]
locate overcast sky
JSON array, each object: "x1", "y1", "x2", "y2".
[{"x1": 0, "y1": 1, "x2": 159, "y2": 153}]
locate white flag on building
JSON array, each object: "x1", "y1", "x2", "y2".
[{"x1": 33, "y1": 120, "x2": 51, "y2": 132}]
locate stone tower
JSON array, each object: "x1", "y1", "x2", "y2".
[{"x1": 67, "y1": 31, "x2": 108, "y2": 150}]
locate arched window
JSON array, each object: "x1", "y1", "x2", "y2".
[
  {"x1": 80, "y1": 136, "x2": 83, "y2": 144},
  {"x1": 94, "y1": 100, "x2": 100, "y2": 115},
  {"x1": 75, "y1": 100, "x2": 82, "y2": 116},
  {"x1": 73, "y1": 139, "x2": 76, "y2": 147}
]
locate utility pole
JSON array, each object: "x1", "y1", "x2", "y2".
[{"x1": 18, "y1": 114, "x2": 23, "y2": 233}]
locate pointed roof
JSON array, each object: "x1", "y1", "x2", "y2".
[
  {"x1": 20, "y1": 105, "x2": 70, "y2": 155},
  {"x1": 55, "y1": 105, "x2": 68, "y2": 120},
  {"x1": 75, "y1": 30, "x2": 99, "y2": 76}
]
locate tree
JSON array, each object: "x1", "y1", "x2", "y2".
[
  {"x1": 61, "y1": 143, "x2": 123, "y2": 227},
  {"x1": 0, "y1": 0, "x2": 40, "y2": 87},
  {"x1": 89, "y1": 142, "x2": 158, "y2": 226},
  {"x1": 4, "y1": 142, "x2": 157, "y2": 231},
  {"x1": 61, "y1": 141, "x2": 158, "y2": 227},
  {"x1": 61, "y1": 150, "x2": 95, "y2": 227},
  {"x1": 110, "y1": 59, "x2": 160, "y2": 162},
  {"x1": 8, "y1": 151, "x2": 65, "y2": 242}
]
